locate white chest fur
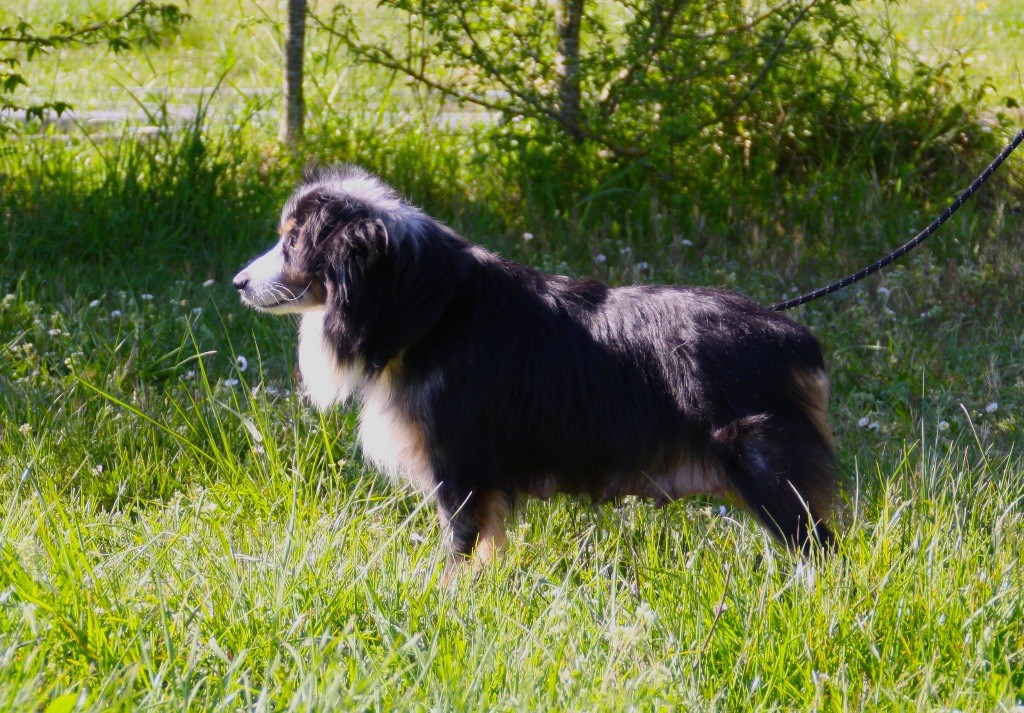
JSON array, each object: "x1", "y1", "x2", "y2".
[
  {"x1": 297, "y1": 312, "x2": 434, "y2": 492},
  {"x1": 357, "y1": 373, "x2": 433, "y2": 492},
  {"x1": 297, "y1": 311, "x2": 364, "y2": 409}
]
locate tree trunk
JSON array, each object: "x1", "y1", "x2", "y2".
[
  {"x1": 279, "y1": 0, "x2": 307, "y2": 145},
  {"x1": 555, "y1": 0, "x2": 584, "y2": 143}
]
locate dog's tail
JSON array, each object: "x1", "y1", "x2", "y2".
[{"x1": 711, "y1": 393, "x2": 839, "y2": 554}]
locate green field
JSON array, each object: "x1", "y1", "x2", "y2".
[{"x1": 2, "y1": 1, "x2": 1024, "y2": 710}]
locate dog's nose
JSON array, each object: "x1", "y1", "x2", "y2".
[{"x1": 232, "y1": 272, "x2": 250, "y2": 291}]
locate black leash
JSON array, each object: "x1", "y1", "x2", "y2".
[{"x1": 773, "y1": 127, "x2": 1024, "y2": 311}]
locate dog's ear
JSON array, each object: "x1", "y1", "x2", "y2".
[
  {"x1": 320, "y1": 214, "x2": 394, "y2": 364},
  {"x1": 326, "y1": 215, "x2": 468, "y2": 369}
]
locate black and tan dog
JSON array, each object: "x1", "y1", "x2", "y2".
[{"x1": 233, "y1": 165, "x2": 839, "y2": 567}]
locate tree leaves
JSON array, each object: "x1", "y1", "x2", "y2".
[{"x1": 0, "y1": 1, "x2": 189, "y2": 133}]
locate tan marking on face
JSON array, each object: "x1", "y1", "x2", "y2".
[{"x1": 279, "y1": 217, "x2": 297, "y2": 238}]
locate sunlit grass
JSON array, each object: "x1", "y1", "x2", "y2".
[
  {"x1": 2, "y1": 0, "x2": 1023, "y2": 708},
  {"x1": 2, "y1": 142, "x2": 1023, "y2": 706}
]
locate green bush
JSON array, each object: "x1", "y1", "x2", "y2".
[{"x1": 324, "y1": 0, "x2": 1004, "y2": 236}]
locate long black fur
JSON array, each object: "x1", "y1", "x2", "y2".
[{"x1": 246, "y1": 165, "x2": 840, "y2": 559}]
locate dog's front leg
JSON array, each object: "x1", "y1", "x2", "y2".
[{"x1": 436, "y1": 486, "x2": 510, "y2": 574}]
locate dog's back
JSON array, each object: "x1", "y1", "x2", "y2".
[{"x1": 397, "y1": 260, "x2": 838, "y2": 553}]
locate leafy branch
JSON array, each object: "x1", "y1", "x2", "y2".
[
  {"x1": 1, "y1": 1, "x2": 188, "y2": 128},
  {"x1": 314, "y1": 0, "x2": 830, "y2": 161}
]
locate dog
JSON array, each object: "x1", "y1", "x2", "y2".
[{"x1": 233, "y1": 164, "x2": 839, "y2": 567}]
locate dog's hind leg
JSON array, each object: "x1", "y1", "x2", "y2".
[
  {"x1": 437, "y1": 487, "x2": 511, "y2": 569},
  {"x1": 712, "y1": 414, "x2": 837, "y2": 554}
]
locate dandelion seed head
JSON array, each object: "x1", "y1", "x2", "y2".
[
  {"x1": 235, "y1": 355, "x2": 248, "y2": 372},
  {"x1": 938, "y1": 420, "x2": 950, "y2": 431}
]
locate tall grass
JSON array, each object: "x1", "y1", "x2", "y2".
[
  {"x1": 1, "y1": 1, "x2": 1023, "y2": 709},
  {"x1": 2, "y1": 343, "x2": 1023, "y2": 708}
]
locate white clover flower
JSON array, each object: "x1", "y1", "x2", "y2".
[
  {"x1": 635, "y1": 601, "x2": 657, "y2": 624},
  {"x1": 235, "y1": 355, "x2": 248, "y2": 372},
  {"x1": 620, "y1": 246, "x2": 632, "y2": 255},
  {"x1": 47, "y1": 328, "x2": 62, "y2": 336},
  {"x1": 92, "y1": 464, "x2": 104, "y2": 475},
  {"x1": 89, "y1": 299, "x2": 100, "y2": 308},
  {"x1": 858, "y1": 416, "x2": 870, "y2": 428},
  {"x1": 680, "y1": 239, "x2": 694, "y2": 247},
  {"x1": 594, "y1": 254, "x2": 607, "y2": 264},
  {"x1": 110, "y1": 310, "x2": 122, "y2": 318},
  {"x1": 985, "y1": 402, "x2": 999, "y2": 414},
  {"x1": 938, "y1": 421, "x2": 950, "y2": 431},
  {"x1": 141, "y1": 293, "x2": 154, "y2": 301},
  {"x1": 19, "y1": 423, "x2": 32, "y2": 435},
  {"x1": 522, "y1": 232, "x2": 534, "y2": 242},
  {"x1": 202, "y1": 279, "x2": 215, "y2": 287},
  {"x1": 223, "y1": 378, "x2": 239, "y2": 387}
]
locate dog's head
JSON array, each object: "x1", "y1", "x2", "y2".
[{"x1": 234, "y1": 165, "x2": 471, "y2": 366}]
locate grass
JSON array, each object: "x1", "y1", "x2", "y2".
[{"x1": 2, "y1": 0, "x2": 1024, "y2": 710}]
